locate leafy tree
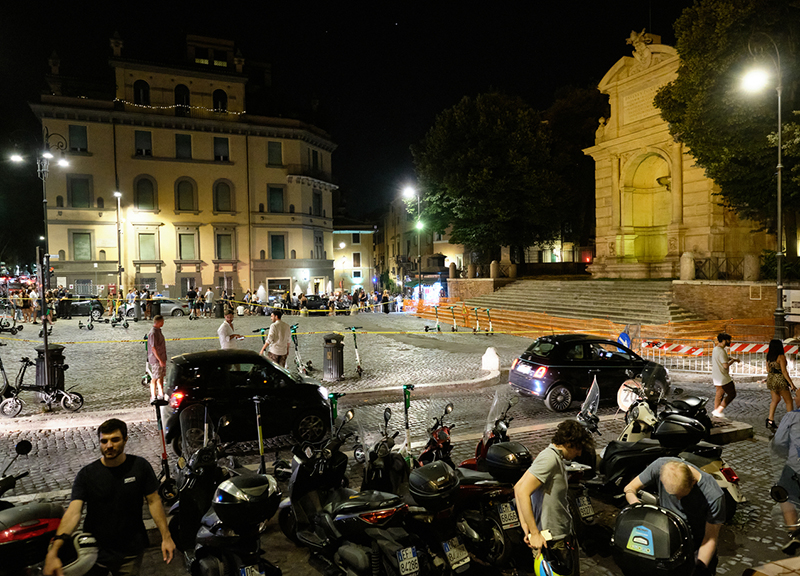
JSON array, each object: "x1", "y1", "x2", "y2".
[
  {"x1": 654, "y1": 0, "x2": 800, "y2": 259},
  {"x1": 410, "y1": 92, "x2": 564, "y2": 261}
]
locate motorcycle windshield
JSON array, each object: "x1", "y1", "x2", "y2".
[
  {"x1": 179, "y1": 404, "x2": 212, "y2": 458},
  {"x1": 579, "y1": 377, "x2": 600, "y2": 418}
]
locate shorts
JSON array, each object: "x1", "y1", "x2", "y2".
[
  {"x1": 267, "y1": 352, "x2": 288, "y2": 367},
  {"x1": 149, "y1": 362, "x2": 165, "y2": 379}
]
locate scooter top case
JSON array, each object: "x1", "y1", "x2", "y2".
[
  {"x1": 325, "y1": 489, "x2": 408, "y2": 535},
  {"x1": 612, "y1": 503, "x2": 694, "y2": 576},
  {"x1": 0, "y1": 502, "x2": 63, "y2": 573}
]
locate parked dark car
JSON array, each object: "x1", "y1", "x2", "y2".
[
  {"x1": 303, "y1": 295, "x2": 329, "y2": 311},
  {"x1": 120, "y1": 299, "x2": 189, "y2": 317},
  {"x1": 70, "y1": 295, "x2": 104, "y2": 320},
  {"x1": 163, "y1": 350, "x2": 331, "y2": 454},
  {"x1": 508, "y1": 334, "x2": 670, "y2": 412}
]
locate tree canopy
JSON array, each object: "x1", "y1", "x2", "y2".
[
  {"x1": 410, "y1": 92, "x2": 566, "y2": 259},
  {"x1": 654, "y1": 0, "x2": 800, "y2": 256}
]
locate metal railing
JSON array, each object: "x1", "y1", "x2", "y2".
[
  {"x1": 694, "y1": 257, "x2": 745, "y2": 281},
  {"x1": 636, "y1": 337, "x2": 800, "y2": 378}
]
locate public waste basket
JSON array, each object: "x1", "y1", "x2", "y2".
[
  {"x1": 216, "y1": 301, "x2": 225, "y2": 318},
  {"x1": 323, "y1": 333, "x2": 344, "y2": 381},
  {"x1": 35, "y1": 343, "x2": 67, "y2": 391},
  {"x1": 151, "y1": 298, "x2": 161, "y2": 317}
]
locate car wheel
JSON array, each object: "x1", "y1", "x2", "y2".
[
  {"x1": 171, "y1": 309, "x2": 184, "y2": 317},
  {"x1": 544, "y1": 384, "x2": 573, "y2": 412},
  {"x1": 292, "y1": 412, "x2": 328, "y2": 443},
  {"x1": 91, "y1": 308, "x2": 102, "y2": 321},
  {"x1": 126, "y1": 309, "x2": 134, "y2": 318}
]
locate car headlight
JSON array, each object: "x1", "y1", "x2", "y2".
[{"x1": 319, "y1": 385, "x2": 330, "y2": 402}]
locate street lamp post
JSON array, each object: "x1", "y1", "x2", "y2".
[
  {"x1": 742, "y1": 33, "x2": 784, "y2": 340},
  {"x1": 403, "y1": 186, "x2": 423, "y2": 303},
  {"x1": 10, "y1": 127, "x2": 68, "y2": 391},
  {"x1": 114, "y1": 192, "x2": 123, "y2": 309}
]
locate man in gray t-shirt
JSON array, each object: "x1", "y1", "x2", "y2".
[
  {"x1": 624, "y1": 457, "x2": 725, "y2": 575},
  {"x1": 514, "y1": 420, "x2": 594, "y2": 576},
  {"x1": 711, "y1": 332, "x2": 740, "y2": 418}
]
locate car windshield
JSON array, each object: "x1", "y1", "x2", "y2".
[{"x1": 525, "y1": 338, "x2": 556, "y2": 358}]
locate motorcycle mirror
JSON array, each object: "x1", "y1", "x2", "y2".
[
  {"x1": 509, "y1": 397, "x2": 519, "y2": 407},
  {"x1": 15, "y1": 440, "x2": 32, "y2": 456},
  {"x1": 217, "y1": 416, "x2": 230, "y2": 429},
  {"x1": 625, "y1": 369, "x2": 634, "y2": 378},
  {"x1": 771, "y1": 484, "x2": 790, "y2": 503},
  {"x1": 273, "y1": 459, "x2": 292, "y2": 482},
  {"x1": 383, "y1": 407, "x2": 392, "y2": 425},
  {"x1": 344, "y1": 409, "x2": 354, "y2": 423},
  {"x1": 444, "y1": 403, "x2": 454, "y2": 415}
]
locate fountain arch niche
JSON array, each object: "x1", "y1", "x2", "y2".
[{"x1": 622, "y1": 152, "x2": 671, "y2": 262}]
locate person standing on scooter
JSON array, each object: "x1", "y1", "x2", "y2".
[
  {"x1": 514, "y1": 420, "x2": 594, "y2": 576},
  {"x1": 43, "y1": 418, "x2": 175, "y2": 576},
  {"x1": 712, "y1": 332, "x2": 740, "y2": 418},
  {"x1": 259, "y1": 308, "x2": 291, "y2": 367},
  {"x1": 624, "y1": 459, "x2": 725, "y2": 576},
  {"x1": 218, "y1": 309, "x2": 243, "y2": 349},
  {"x1": 147, "y1": 315, "x2": 168, "y2": 405}
]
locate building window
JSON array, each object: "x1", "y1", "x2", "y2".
[
  {"x1": 134, "y1": 177, "x2": 156, "y2": 211},
  {"x1": 175, "y1": 134, "x2": 192, "y2": 159},
  {"x1": 216, "y1": 234, "x2": 233, "y2": 259},
  {"x1": 138, "y1": 233, "x2": 157, "y2": 260},
  {"x1": 212, "y1": 90, "x2": 228, "y2": 113},
  {"x1": 135, "y1": 131, "x2": 152, "y2": 156},
  {"x1": 178, "y1": 233, "x2": 196, "y2": 260},
  {"x1": 214, "y1": 181, "x2": 232, "y2": 212},
  {"x1": 267, "y1": 141, "x2": 282, "y2": 166},
  {"x1": 176, "y1": 179, "x2": 196, "y2": 212},
  {"x1": 194, "y1": 47, "x2": 209, "y2": 65},
  {"x1": 352, "y1": 253, "x2": 361, "y2": 268},
  {"x1": 174, "y1": 84, "x2": 190, "y2": 116},
  {"x1": 309, "y1": 148, "x2": 320, "y2": 170},
  {"x1": 214, "y1": 137, "x2": 229, "y2": 161},
  {"x1": 96, "y1": 197, "x2": 104, "y2": 209},
  {"x1": 314, "y1": 232, "x2": 323, "y2": 259},
  {"x1": 352, "y1": 233, "x2": 361, "y2": 245},
  {"x1": 353, "y1": 270, "x2": 362, "y2": 279},
  {"x1": 268, "y1": 186, "x2": 284, "y2": 213},
  {"x1": 72, "y1": 232, "x2": 92, "y2": 261},
  {"x1": 68, "y1": 125, "x2": 88, "y2": 152},
  {"x1": 260, "y1": 250, "x2": 266, "y2": 260},
  {"x1": 312, "y1": 189, "x2": 322, "y2": 217},
  {"x1": 271, "y1": 235, "x2": 286, "y2": 259},
  {"x1": 133, "y1": 80, "x2": 150, "y2": 106},
  {"x1": 67, "y1": 175, "x2": 92, "y2": 208}
]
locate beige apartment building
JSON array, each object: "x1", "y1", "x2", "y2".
[
  {"x1": 31, "y1": 35, "x2": 336, "y2": 299},
  {"x1": 332, "y1": 218, "x2": 376, "y2": 294}
]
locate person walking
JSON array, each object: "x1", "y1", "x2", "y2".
[
  {"x1": 204, "y1": 287, "x2": 214, "y2": 318},
  {"x1": 30, "y1": 286, "x2": 39, "y2": 325},
  {"x1": 147, "y1": 315, "x2": 168, "y2": 405},
  {"x1": 381, "y1": 289, "x2": 390, "y2": 314},
  {"x1": 259, "y1": 309, "x2": 291, "y2": 367},
  {"x1": 186, "y1": 286, "x2": 197, "y2": 320},
  {"x1": 514, "y1": 420, "x2": 595, "y2": 576},
  {"x1": 766, "y1": 339, "x2": 796, "y2": 431},
  {"x1": 624, "y1": 458, "x2": 725, "y2": 576},
  {"x1": 771, "y1": 408, "x2": 800, "y2": 553},
  {"x1": 43, "y1": 419, "x2": 175, "y2": 576},
  {"x1": 217, "y1": 309, "x2": 242, "y2": 350},
  {"x1": 711, "y1": 332, "x2": 740, "y2": 419}
]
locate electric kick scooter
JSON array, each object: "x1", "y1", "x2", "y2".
[
  {"x1": 424, "y1": 305, "x2": 442, "y2": 332},
  {"x1": 473, "y1": 307, "x2": 482, "y2": 333},
  {"x1": 449, "y1": 306, "x2": 458, "y2": 332},
  {"x1": 291, "y1": 324, "x2": 314, "y2": 375},
  {"x1": 347, "y1": 326, "x2": 364, "y2": 377},
  {"x1": 485, "y1": 308, "x2": 494, "y2": 336}
]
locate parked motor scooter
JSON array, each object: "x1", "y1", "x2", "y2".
[
  {"x1": 0, "y1": 440, "x2": 64, "y2": 574},
  {"x1": 577, "y1": 378, "x2": 744, "y2": 519},
  {"x1": 278, "y1": 410, "x2": 426, "y2": 576},
  {"x1": 459, "y1": 392, "x2": 515, "y2": 471},
  {"x1": 417, "y1": 402, "x2": 455, "y2": 467}
]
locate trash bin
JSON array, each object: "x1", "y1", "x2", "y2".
[
  {"x1": 35, "y1": 343, "x2": 67, "y2": 391},
  {"x1": 151, "y1": 298, "x2": 161, "y2": 317},
  {"x1": 215, "y1": 301, "x2": 226, "y2": 318},
  {"x1": 134, "y1": 300, "x2": 142, "y2": 320},
  {"x1": 323, "y1": 333, "x2": 345, "y2": 382}
]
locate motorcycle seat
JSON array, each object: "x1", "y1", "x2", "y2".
[
  {"x1": 328, "y1": 490, "x2": 403, "y2": 518},
  {"x1": 600, "y1": 439, "x2": 662, "y2": 476},
  {"x1": 456, "y1": 467, "x2": 498, "y2": 485},
  {"x1": 321, "y1": 487, "x2": 358, "y2": 515},
  {"x1": 669, "y1": 396, "x2": 705, "y2": 410}
]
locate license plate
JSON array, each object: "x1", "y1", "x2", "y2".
[
  {"x1": 240, "y1": 565, "x2": 265, "y2": 576},
  {"x1": 442, "y1": 536, "x2": 470, "y2": 569},
  {"x1": 497, "y1": 501, "x2": 520, "y2": 529},
  {"x1": 577, "y1": 495, "x2": 594, "y2": 519},
  {"x1": 396, "y1": 546, "x2": 419, "y2": 576},
  {"x1": 516, "y1": 363, "x2": 532, "y2": 374}
]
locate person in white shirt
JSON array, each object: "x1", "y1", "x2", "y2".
[
  {"x1": 204, "y1": 288, "x2": 214, "y2": 318},
  {"x1": 711, "y1": 332, "x2": 740, "y2": 418},
  {"x1": 217, "y1": 311, "x2": 242, "y2": 349},
  {"x1": 259, "y1": 309, "x2": 292, "y2": 367}
]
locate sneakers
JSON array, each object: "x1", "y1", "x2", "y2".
[{"x1": 711, "y1": 408, "x2": 725, "y2": 418}]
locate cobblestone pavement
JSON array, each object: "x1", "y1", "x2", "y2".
[{"x1": 0, "y1": 313, "x2": 792, "y2": 574}]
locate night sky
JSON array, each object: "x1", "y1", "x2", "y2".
[{"x1": 0, "y1": 0, "x2": 695, "y2": 265}]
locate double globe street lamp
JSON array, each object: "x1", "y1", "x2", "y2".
[
  {"x1": 741, "y1": 32, "x2": 785, "y2": 340},
  {"x1": 402, "y1": 186, "x2": 424, "y2": 302}
]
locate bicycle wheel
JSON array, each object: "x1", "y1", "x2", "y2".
[
  {"x1": 61, "y1": 392, "x2": 84, "y2": 412},
  {"x1": 0, "y1": 307, "x2": 14, "y2": 329},
  {"x1": 0, "y1": 398, "x2": 23, "y2": 418}
]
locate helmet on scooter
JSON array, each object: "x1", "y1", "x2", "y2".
[
  {"x1": 57, "y1": 532, "x2": 98, "y2": 576},
  {"x1": 533, "y1": 543, "x2": 576, "y2": 576}
]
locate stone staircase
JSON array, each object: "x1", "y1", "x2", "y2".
[{"x1": 463, "y1": 279, "x2": 704, "y2": 325}]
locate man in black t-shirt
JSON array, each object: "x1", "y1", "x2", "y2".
[{"x1": 43, "y1": 419, "x2": 175, "y2": 576}]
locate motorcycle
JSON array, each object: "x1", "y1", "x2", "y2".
[
  {"x1": 459, "y1": 392, "x2": 516, "y2": 471},
  {"x1": 279, "y1": 410, "x2": 427, "y2": 576},
  {"x1": 168, "y1": 404, "x2": 282, "y2": 575},
  {"x1": 417, "y1": 403, "x2": 455, "y2": 467},
  {"x1": 0, "y1": 440, "x2": 64, "y2": 574},
  {"x1": 577, "y1": 377, "x2": 744, "y2": 520}
]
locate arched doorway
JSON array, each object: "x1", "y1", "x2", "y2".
[{"x1": 622, "y1": 153, "x2": 671, "y2": 262}]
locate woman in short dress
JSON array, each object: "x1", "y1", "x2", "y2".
[{"x1": 766, "y1": 338, "x2": 796, "y2": 431}]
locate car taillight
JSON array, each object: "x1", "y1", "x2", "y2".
[
  {"x1": 169, "y1": 392, "x2": 184, "y2": 410},
  {"x1": 359, "y1": 505, "x2": 407, "y2": 525},
  {"x1": 721, "y1": 467, "x2": 739, "y2": 484},
  {"x1": 533, "y1": 366, "x2": 547, "y2": 378},
  {"x1": 0, "y1": 518, "x2": 60, "y2": 543},
  {"x1": 511, "y1": 358, "x2": 520, "y2": 370}
]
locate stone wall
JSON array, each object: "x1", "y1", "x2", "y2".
[
  {"x1": 672, "y1": 280, "x2": 777, "y2": 320},
  {"x1": 447, "y1": 278, "x2": 515, "y2": 301}
]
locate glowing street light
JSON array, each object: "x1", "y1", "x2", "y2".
[{"x1": 403, "y1": 186, "x2": 424, "y2": 301}]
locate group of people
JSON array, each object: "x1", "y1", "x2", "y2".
[
  {"x1": 184, "y1": 286, "x2": 218, "y2": 319},
  {"x1": 2, "y1": 285, "x2": 78, "y2": 324},
  {"x1": 4, "y1": 286, "x2": 41, "y2": 323}
]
